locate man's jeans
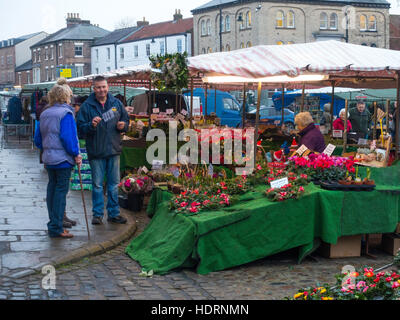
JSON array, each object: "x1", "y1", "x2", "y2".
[
  {"x1": 90, "y1": 155, "x2": 120, "y2": 219},
  {"x1": 46, "y1": 168, "x2": 72, "y2": 237}
]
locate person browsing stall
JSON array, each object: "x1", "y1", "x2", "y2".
[
  {"x1": 34, "y1": 79, "x2": 82, "y2": 239},
  {"x1": 295, "y1": 112, "x2": 326, "y2": 153},
  {"x1": 333, "y1": 109, "x2": 352, "y2": 131},
  {"x1": 348, "y1": 100, "x2": 371, "y2": 138},
  {"x1": 76, "y1": 76, "x2": 129, "y2": 226}
]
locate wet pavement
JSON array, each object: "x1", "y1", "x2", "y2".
[{"x1": 0, "y1": 145, "x2": 136, "y2": 278}]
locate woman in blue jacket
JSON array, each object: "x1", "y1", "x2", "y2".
[{"x1": 34, "y1": 79, "x2": 82, "y2": 239}]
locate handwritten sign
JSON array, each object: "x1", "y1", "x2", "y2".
[
  {"x1": 323, "y1": 144, "x2": 336, "y2": 157},
  {"x1": 333, "y1": 130, "x2": 343, "y2": 138},
  {"x1": 152, "y1": 160, "x2": 164, "y2": 171},
  {"x1": 153, "y1": 108, "x2": 160, "y2": 114},
  {"x1": 270, "y1": 177, "x2": 289, "y2": 190},
  {"x1": 296, "y1": 145, "x2": 309, "y2": 156},
  {"x1": 166, "y1": 109, "x2": 174, "y2": 115}
]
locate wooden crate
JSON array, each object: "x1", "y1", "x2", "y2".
[
  {"x1": 320, "y1": 235, "x2": 362, "y2": 258},
  {"x1": 382, "y1": 234, "x2": 400, "y2": 256}
]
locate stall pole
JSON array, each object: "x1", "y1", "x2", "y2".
[
  {"x1": 373, "y1": 101, "x2": 378, "y2": 140},
  {"x1": 242, "y1": 84, "x2": 247, "y2": 129},
  {"x1": 396, "y1": 72, "x2": 400, "y2": 160},
  {"x1": 301, "y1": 83, "x2": 305, "y2": 112},
  {"x1": 175, "y1": 92, "x2": 178, "y2": 114},
  {"x1": 281, "y1": 85, "x2": 285, "y2": 128},
  {"x1": 330, "y1": 81, "x2": 335, "y2": 134},
  {"x1": 386, "y1": 99, "x2": 390, "y2": 133},
  {"x1": 254, "y1": 82, "x2": 262, "y2": 167},
  {"x1": 148, "y1": 79, "x2": 152, "y2": 129},
  {"x1": 343, "y1": 99, "x2": 349, "y2": 154},
  {"x1": 214, "y1": 87, "x2": 217, "y2": 114},
  {"x1": 190, "y1": 77, "x2": 194, "y2": 129},
  {"x1": 205, "y1": 83, "x2": 208, "y2": 117},
  {"x1": 123, "y1": 82, "x2": 127, "y2": 105}
]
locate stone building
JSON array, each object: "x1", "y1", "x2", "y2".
[
  {"x1": 30, "y1": 13, "x2": 109, "y2": 83},
  {"x1": 191, "y1": 0, "x2": 391, "y2": 55},
  {"x1": 390, "y1": 14, "x2": 400, "y2": 50}
]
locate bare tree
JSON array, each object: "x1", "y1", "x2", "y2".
[{"x1": 114, "y1": 17, "x2": 137, "y2": 29}]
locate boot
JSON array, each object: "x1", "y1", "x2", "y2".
[{"x1": 64, "y1": 213, "x2": 77, "y2": 226}]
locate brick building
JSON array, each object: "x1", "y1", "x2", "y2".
[
  {"x1": 0, "y1": 32, "x2": 47, "y2": 89},
  {"x1": 15, "y1": 60, "x2": 33, "y2": 86},
  {"x1": 390, "y1": 14, "x2": 400, "y2": 50},
  {"x1": 30, "y1": 13, "x2": 109, "y2": 83},
  {"x1": 192, "y1": 0, "x2": 391, "y2": 55}
]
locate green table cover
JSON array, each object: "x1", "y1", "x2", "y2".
[
  {"x1": 120, "y1": 147, "x2": 149, "y2": 172},
  {"x1": 126, "y1": 162, "x2": 400, "y2": 275}
]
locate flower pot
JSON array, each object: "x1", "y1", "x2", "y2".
[
  {"x1": 172, "y1": 184, "x2": 184, "y2": 195},
  {"x1": 127, "y1": 193, "x2": 144, "y2": 212},
  {"x1": 363, "y1": 180, "x2": 375, "y2": 186},
  {"x1": 338, "y1": 180, "x2": 352, "y2": 186}
]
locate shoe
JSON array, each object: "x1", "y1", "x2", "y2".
[
  {"x1": 107, "y1": 216, "x2": 127, "y2": 224},
  {"x1": 92, "y1": 217, "x2": 103, "y2": 225},
  {"x1": 50, "y1": 230, "x2": 74, "y2": 239},
  {"x1": 63, "y1": 221, "x2": 73, "y2": 229},
  {"x1": 64, "y1": 214, "x2": 77, "y2": 226}
]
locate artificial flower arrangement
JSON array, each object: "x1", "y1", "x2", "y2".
[
  {"x1": 119, "y1": 174, "x2": 154, "y2": 195},
  {"x1": 288, "y1": 266, "x2": 400, "y2": 300}
]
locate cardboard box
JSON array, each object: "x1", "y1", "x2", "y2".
[
  {"x1": 367, "y1": 234, "x2": 382, "y2": 247},
  {"x1": 382, "y1": 234, "x2": 400, "y2": 256},
  {"x1": 320, "y1": 235, "x2": 362, "y2": 258}
]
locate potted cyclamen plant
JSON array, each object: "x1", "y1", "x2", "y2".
[{"x1": 119, "y1": 175, "x2": 154, "y2": 212}]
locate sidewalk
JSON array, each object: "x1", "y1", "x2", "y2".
[{"x1": 0, "y1": 147, "x2": 137, "y2": 279}]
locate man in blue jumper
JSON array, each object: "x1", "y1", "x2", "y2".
[{"x1": 77, "y1": 76, "x2": 129, "y2": 225}]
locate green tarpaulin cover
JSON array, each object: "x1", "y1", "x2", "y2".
[{"x1": 126, "y1": 163, "x2": 400, "y2": 275}]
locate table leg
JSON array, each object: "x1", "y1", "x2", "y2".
[{"x1": 363, "y1": 234, "x2": 377, "y2": 259}]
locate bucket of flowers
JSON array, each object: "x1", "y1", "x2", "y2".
[{"x1": 119, "y1": 174, "x2": 154, "y2": 212}]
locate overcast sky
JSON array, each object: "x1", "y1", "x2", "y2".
[{"x1": 1, "y1": 0, "x2": 400, "y2": 40}]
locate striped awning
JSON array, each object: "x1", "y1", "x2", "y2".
[{"x1": 188, "y1": 41, "x2": 400, "y2": 79}]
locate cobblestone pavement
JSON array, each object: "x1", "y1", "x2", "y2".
[{"x1": 0, "y1": 209, "x2": 396, "y2": 300}]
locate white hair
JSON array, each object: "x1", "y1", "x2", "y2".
[{"x1": 339, "y1": 109, "x2": 350, "y2": 118}]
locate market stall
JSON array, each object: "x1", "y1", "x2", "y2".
[{"x1": 124, "y1": 41, "x2": 400, "y2": 275}]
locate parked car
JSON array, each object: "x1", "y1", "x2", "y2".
[
  {"x1": 249, "y1": 106, "x2": 295, "y2": 132},
  {"x1": 183, "y1": 88, "x2": 244, "y2": 128}
]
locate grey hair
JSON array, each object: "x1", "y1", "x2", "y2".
[{"x1": 295, "y1": 112, "x2": 314, "y2": 128}]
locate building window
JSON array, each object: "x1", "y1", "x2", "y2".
[
  {"x1": 361, "y1": 43, "x2": 367, "y2": 46},
  {"x1": 360, "y1": 14, "x2": 367, "y2": 31},
  {"x1": 51, "y1": 47, "x2": 54, "y2": 60},
  {"x1": 95, "y1": 49, "x2": 99, "y2": 61},
  {"x1": 146, "y1": 43, "x2": 151, "y2": 56},
  {"x1": 45, "y1": 47, "x2": 49, "y2": 60},
  {"x1": 287, "y1": 11, "x2": 295, "y2": 28},
  {"x1": 287, "y1": 41, "x2": 294, "y2": 44},
  {"x1": 330, "y1": 13, "x2": 338, "y2": 30},
  {"x1": 201, "y1": 20, "x2": 206, "y2": 36},
  {"x1": 75, "y1": 44, "x2": 83, "y2": 57},
  {"x1": 246, "y1": 11, "x2": 252, "y2": 28},
  {"x1": 369, "y1": 15, "x2": 377, "y2": 31},
  {"x1": 320, "y1": 12, "x2": 328, "y2": 29},
  {"x1": 177, "y1": 39, "x2": 183, "y2": 53},
  {"x1": 27, "y1": 71, "x2": 30, "y2": 84},
  {"x1": 246, "y1": 41, "x2": 252, "y2": 48},
  {"x1": 277, "y1": 41, "x2": 284, "y2": 45},
  {"x1": 120, "y1": 47, "x2": 124, "y2": 60},
  {"x1": 51, "y1": 67, "x2": 55, "y2": 81},
  {"x1": 371, "y1": 43, "x2": 377, "y2": 47},
  {"x1": 59, "y1": 44, "x2": 63, "y2": 58},
  {"x1": 220, "y1": 15, "x2": 225, "y2": 32},
  {"x1": 160, "y1": 41, "x2": 165, "y2": 55},
  {"x1": 96, "y1": 68, "x2": 99, "y2": 74},
  {"x1": 226, "y1": 44, "x2": 231, "y2": 51},
  {"x1": 32, "y1": 50, "x2": 36, "y2": 63},
  {"x1": 75, "y1": 65, "x2": 84, "y2": 77},
  {"x1": 207, "y1": 19, "x2": 211, "y2": 35},
  {"x1": 45, "y1": 68, "x2": 49, "y2": 82},
  {"x1": 107, "y1": 67, "x2": 111, "y2": 72},
  {"x1": 8, "y1": 71, "x2": 13, "y2": 83},
  {"x1": 18, "y1": 73, "x2": 21, "y2": 86},
  {"x1": 240, "y1": 42, "x2": 245, "y2": 49},
  {"x1": 276, "y1": 11, "x2": 284, "y2": 28},
  {"x1": 201, "y1": 48, "x2": 206, "y2": 54},
  {"x1": 207, "y1": 47, "x2": 212, "y2": 53},
  {"x1": 6, "y1": 55, "x2": 12, "y2": 65},
  {"x1": 226, "y1": 16, "x2": 231, "y2": 32},
  {"x1": 107, "y1": 48, "x2": 111, "y2": 60},
  {"x1": 37, "y1": 49, "x2": 41, "y2": 62},
  {"x1": 134, "y1": 45, "x2": 139, "y2": 58}
]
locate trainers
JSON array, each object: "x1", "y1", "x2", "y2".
[
  {"x1": 107, "y1": 216, "x2": 127, "y2": 224},
  {"x1": 92, "y1": 217, "x2": 103, "y2": 225}
]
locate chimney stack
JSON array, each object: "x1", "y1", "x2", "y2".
[
  {"x1": 66, "y1": 13, "x2": 91, "y2": 28},
  {"x1": 137, "y1": 17, "x2": 149, "y2": 27},
  {"x1": 173, "y1": 9, "x2": 183, "y2": 22}
]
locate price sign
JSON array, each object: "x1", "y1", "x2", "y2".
[
  {"x1": 166, "y1": 109, "x2": 174, "y2": 115},
  {"x1": 270, "y1": 177, "x2": 289, "y2": 189},
  {"x1": 333, "y1": 130, "x2": 343, "y2": 138},
  {"x1": 296, "y1": 145, "x2": 309, "y2": 156},
  {"x1": 153, "y1": 108, "x2": 160, "y2": 114},
  {"x1": 358, "y1": 138, "x2": 369, "y2": 146},
  {"x1": 181, "y1": 109, "x2": 188, "y2": 116},
  {"x1": 323, "y1": 144, "x2": 336, "y2": 157},
  {"x1": 141, "y1": 166, "x2": 149, "y2": 174},
  {"x1": 152, "y1": 160, "x2": 164, "y2": 171}
]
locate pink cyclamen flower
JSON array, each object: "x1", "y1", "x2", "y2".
[
  {"x1": 299, "y1": 187, "x2": 305, "y2": 192},
  {"x1": 190, "y1": 207, "x2": 198, "y2": 213},
  {"x1": 363, "y1": 286, "x2": 369, "y2": 293},
  {"x1": 392, "y1": 282, "x2": 400, "y2": 289}
]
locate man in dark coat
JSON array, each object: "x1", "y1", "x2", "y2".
[
  {"x1": 77, "y1": 76, "x2": 129, "y2": 225},
  {"x1": 349, "y1": 100, "x2": 371, "y2": 138}
]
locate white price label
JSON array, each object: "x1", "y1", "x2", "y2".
[
  {"x1": 358, "y1": 138, "x2": 369, "y2": 146},
  {"x1": 296, "y1": 145, "x2": 309, "y2": 156},
  {"x1": 166, "y1": 109, "x2": 174, "y2": 115},
  {"x1": 152, "y1": 160, "x2": 164, "y2": 171},
  {"x1": 153, "y1": 108, "x2": 160, "y2": 114},
  {"x1": 181, "y1": 109, "x2": 188, "y2": 116},
  {"x1": 270, "y1": 177, "x2": 289, "y2": 190},
  {"x1": 323, "y1": 144, "x2": 336, "y2": 156},
  {"x1": 141, "y1": 166, "x2": 149, "y2": 174},
  {"x1": 333, "y1": 130, "x2": 343, "y2": 138}
]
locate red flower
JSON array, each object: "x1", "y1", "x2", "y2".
[{"x1": 385, "y1": 277, "x2": 393, "y2": 282}]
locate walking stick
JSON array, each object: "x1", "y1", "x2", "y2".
[{"x1": 78, "y1": 164, "x2": 91, "y2": 241}]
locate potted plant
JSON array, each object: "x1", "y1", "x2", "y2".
[{"x1": 119, "y1": 175, "x2": 154, "y2": 212}]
